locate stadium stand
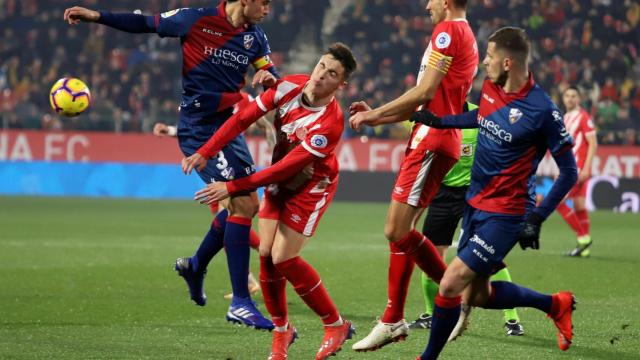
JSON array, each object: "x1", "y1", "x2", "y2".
[{"x1": 1, "y1": 0, "x2": 638, "y2": 144}]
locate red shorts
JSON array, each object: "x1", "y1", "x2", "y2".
[
  {"x1": 392, "y1": 148, "x2": 458, "y2": 208},
  {"x1": 567, "y1": 179, "x2": 588, "y2": 198},
  {"x1": 258, "y1": 176, "x2": 338, "y2": 237}
]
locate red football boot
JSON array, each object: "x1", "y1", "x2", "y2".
[
  {"x1": 268, "y1": 325, "x2": 297, "y2": 360},
  {"x1": 315, "y1": 320, "x2": 355, "y2": 360},
  {"x1": 548, "y1": 291, "x2": 576, "y2": 351}
]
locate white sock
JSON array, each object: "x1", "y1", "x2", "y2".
[
  {"x1": 325, "y1": 316, "x2": 343, "y2": 327},
  {"x1": 274, "y1": 323, "x2": 289, "y2": 332}
]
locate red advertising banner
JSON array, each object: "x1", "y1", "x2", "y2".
[{"x1": 2, "y1": 130, "x2": 640, "y2": 177}]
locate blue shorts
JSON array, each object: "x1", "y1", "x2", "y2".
[
  {"x1": 457, "y1": 206, "x2": 525, "y2": 276},
  {"x1": 177, "y1": 111, "x2": 255, "y2": 184}
]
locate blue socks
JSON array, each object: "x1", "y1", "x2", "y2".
[
  {"x1": 191, "y1": 209, "x2": 228, "y2": 273},
  {"x1": 421, "y1": 295, "x2": 461, "y2": 360},
  {"x1": 483, "y1": 281, "x2": 552, "y2": 314},
  {"x1": 225, "y1": 215, "x2": 252, "y2": 300}
]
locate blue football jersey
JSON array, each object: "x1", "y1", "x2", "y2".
[
  {"x1": 153, "y1": 3, "x2": 275, "y2": 123},
  {"x1": 466, "y1": 75, "x2": 573, "y2": 215}
]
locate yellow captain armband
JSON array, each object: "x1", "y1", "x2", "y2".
[
  {"x1": 252, "y1": 55, "x2": 273, "y2": 71},
  {"x1": 428, "y1": 50, "x2": 453, "y2": 74}
]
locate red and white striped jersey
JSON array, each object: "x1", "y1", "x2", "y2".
[
  {"x1": 563, "y1": 107, "x2": 596, "y2": 169},
  {"x1": 256, "y1": 75, "x2": 343, "y2": 180},
  {"x1": 198, "y1": 74, "x2": 344, "y2": 191}
]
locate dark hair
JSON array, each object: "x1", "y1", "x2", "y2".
[
  {"x1": 326, "y1": 42, "x2": 357, "y2": 80},
  {"x1": 488, "y1": 27, "x2": 530, "y2": 64},
  {"x1": 564, "y1": 85, "x2": 581, "y2": 96},
  {"x1": 452, "y1": 0, "x2": 468, "y2": 8}
]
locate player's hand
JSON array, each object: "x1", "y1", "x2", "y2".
[
  {"x1": 252, "y1": 70, "x2": 277, "y2": 88},
  {"x1": 349, "y1": 110, "x2": 376, "y2": 131},
  {"x1": 64, "y1": 6, "x2": 100, "y2": 25},
  {"x1": 349, "y1": 101, "x2": 371, "y2": 116},
  {"x1": 153, "y1": 123, "x2": 177, "y2": 137},
  {"x1": 517, "y1": 213, "x2": 543, "y2": 250},
  {"x1": 410, "y1": 109, "x2": 442, "y2": 127},
  {"x1": 194, "y1": 182, "x2": 230, "y2": 204},
  {"x1": 182, "y1": 153, "x2": 208, "y2": 175},
  {"x1": 302, "y1": 163, "x2": 314, "y2": 178}
]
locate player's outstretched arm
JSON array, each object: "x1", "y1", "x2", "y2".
[
  {"x1": 411, "y1": 108, "x2": 479, "y2": 129},
  {"x1": 64, "y1": 6, "x2": 100, "y2": 24},
  {"x1": 194, "y1": 146, "x2": 316, "y2": 204},
  {"x1": 349, "y1": 66, "x2": 446, "y2": 130},
  {"x1": 65, "y1": 6, "x2": 156, "y2": 33}
]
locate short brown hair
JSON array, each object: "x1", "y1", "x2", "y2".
[
  {"x1": 326, "y1": 42, "x2": 357, "y2": 80},
  {"x1": 452, "y1": 0, "x2": 468, "y2": 8},
  {"x1": 488, "y1": 27, "x2": 530, "y2": 64}
]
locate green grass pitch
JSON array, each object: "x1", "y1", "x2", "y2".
[{"x1": 0, "y1": 196, "x2": 638, "y2": 359}]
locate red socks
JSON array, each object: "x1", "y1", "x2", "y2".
[
  {"x1": 275, "y1": 256, "x2": 340, "y2": 325},
  {"x1": 381, "y1": 242, "x2": 415, "y2": 323},
  {"x1": 260, "y1": 256, "x2": 288, "y2": 327},
  {"x1": 394, "y1": 229, "x2": 447, "y2": 283},
  {"x1": 575, "y1": 209, "x2": 590, "y2": 235},
  {"x1": 557, "y1": 202, "x2": 587, "y2": 236}
]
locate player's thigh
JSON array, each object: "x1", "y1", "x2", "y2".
[
  {"x1": 271, "y1": 223, "x2": 311, "y2": 264},
  {"x1": 227, "y1": 191, "x2": 259, "y2": 218},
  {"x1": 391, "y1": 149, "x2": 458, "y2": 208},
  {"x1": 178, "y1": 127, "x2": 256, "y2": 184},
  {"x1": 439, "y1": 256, "x2": 478, "y2": 297},
  {"x1": 457, "y1": 210, "x2": 523, "y2": 277},
  {"x1": 258, "y1": 218, "x2": 279, "y2": 257},
  {"x1": 385, "y1": 200, "x2": 424, "y2": 242},
  {"x1": 277, "y1": 179, "x2": 337, "y2": 239}
]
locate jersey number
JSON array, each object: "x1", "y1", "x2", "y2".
[{"x1": 215, "y1": 151, "x2": 229, "y2": 170}]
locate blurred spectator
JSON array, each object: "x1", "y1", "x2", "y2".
[{"x1": 0, "y1": 0, "x2": 638, "y2": 145}]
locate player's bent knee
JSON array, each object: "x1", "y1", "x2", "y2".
[
  {"x1": 271, "y1": 252, "x2": 296, "y2": 265},
  {"x1": 259, "y1": 245, "x2": 272, "y2": 258},
  {"x1": 383, "y1": 223, "x2": 409, "y2": 243},
  {"x1": 438, "y1": 277, "x2": 462, "y2": 297}
]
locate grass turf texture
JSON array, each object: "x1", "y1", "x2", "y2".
[{"x1": 0, "y1": 196, "x2": 638, "y2": 359}]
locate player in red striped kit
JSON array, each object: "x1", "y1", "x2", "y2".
[
  {"x1": 557, "y1": 86, "x2": 597, "y2": 257},
  {"x1": 182, "y1": 43, "x2": 357, "y2": 360},
  {"x1": 348, "y1": 0, "x2": 478, "y2": 351}
]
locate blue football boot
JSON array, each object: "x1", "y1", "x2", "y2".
[
  {"x1": 227, "y1": 297, "x2": 275, "y2": 331},
  {"x1": 174, "y1": 257, "x2": 207, "y2": 306}
]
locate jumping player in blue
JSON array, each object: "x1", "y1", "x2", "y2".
[
  {"x1": 63, "y1": 0, "x2": 278, "y2": 330},
  {"x1": 411, "y1": 27, "x2": 578, "y2": 358}
]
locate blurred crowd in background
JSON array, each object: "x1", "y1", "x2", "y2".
[{"x1": 1, "y1": 0, "x2": 639, "y2": 144}]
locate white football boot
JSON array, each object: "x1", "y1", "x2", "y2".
[
  {"x1": 448, "y1": 304, "x2": 472, "y2": 342},
  {"x1": 352, "y1": 320, "x2": 409, "y2": 352}
]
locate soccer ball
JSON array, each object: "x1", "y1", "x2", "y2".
[{"x1": 49, "y1": 78, "x2": 91, "y2": 117}]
